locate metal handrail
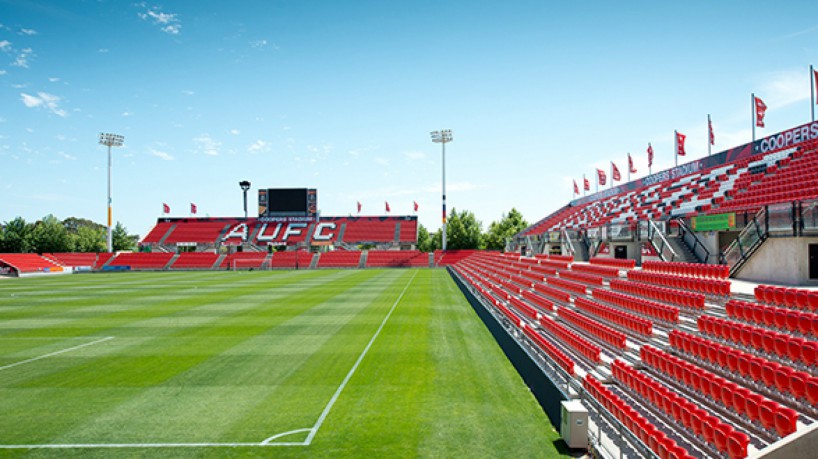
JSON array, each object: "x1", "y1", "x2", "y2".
[
  {"x1": 647, "y1": 220, "x2": 677, "y2": 262},
  {"x1": 724, "y1": 206, "x2": 768, "y2": 275},
  {"x1": 677, "y1": 218, "x2": 711, "y2": 264},
  {"x1": 562, "y1": 228, "x2": 576, "y2": 257}
]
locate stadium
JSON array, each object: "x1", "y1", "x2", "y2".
[
  {"x1": 3, "y1": 112, "x2": 818, "y2": 458},
  {"x1": 4, "y1": 3, "x2": 818, "y2": 458}
]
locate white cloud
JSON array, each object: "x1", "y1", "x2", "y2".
[
  {"x1": 12, "y1": 48, "x2": 33, "y2": 68},
  {"x1": 193, "y1": 134, "x2": 220, "y2": 156},
  {"x1": 138, "y1": 6, "x2": 182, "y2": 35},
  {"x1": 250, "y1": 39, "x2": 268, "y2": 49},
  {"x1": 758, "y1": 68, "x2": 811, "y2": 108},
  {"x1": 20, "y1": 28, "x2": 37, "y2": 36},
  {"x1": 19, "y1": 92, "x2": 68, "y2": 117},
  {"x1": 404, "y1": 150, "x2": 426, "y2": 161},
  {"x1": 229, "y1": 129, "x2": 240, "y2": 135},
  {"x1": 182, "y1": 89, "x2": 194, "y2": 96},
  {"x1": 149, "y1": 148, "x2": 174, "y2": 161},
  {"x1": 98, "y1": 48, "x2": 109, "y2": 53},
  {"x1": 0, "y1": 40, "x2": 11, "y2": 52},
  {"x1": 58, "y1": 151, "x2": 76, "y2": 161},
  {"x1": 48, "y1": 77, "x2": 60, "y2": 82},
  {"x1": 122, "y1": 111, "x2": 131, "y2": 117},
  {"x1": 374, "y1": 157, "x2": 389, "y2": 166},
  {"x1": 248, "y1": 139, "x2": 271, "y2": 154},
  {"x1": 0, "y1": 70, "x2": 7, "y2": 75}
]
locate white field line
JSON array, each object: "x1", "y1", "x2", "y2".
[
  {"x1": 0, "y1": 271, "x2": 417, "y2": 449},
  {"x1": 0, "y1": 336, "x2": 114, "y2": 372},
  {"x1": 304, "y1": 270, "x2": 417, "y2": 445}
]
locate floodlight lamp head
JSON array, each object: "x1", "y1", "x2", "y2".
[
  {"x1": 430, "y1": 129, "x2": 453, "y2": 143},
  {"x1": 239, "y1": 180, "x2": 251, "y2": 191},
  {"x1": 99, "y1": 132, "x2": 125, "y2": 147}
]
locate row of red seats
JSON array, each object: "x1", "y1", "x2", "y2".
[
  {"x1": 574, "y1": 297, "x2": 653, "y2": 336},
  {"x1": 611, "y1": 360, "x2": 749, "y2": 459},
  {"x1": 533, "y1": 283, "x2": 571, "y2": 303},
  {"x1": 570, "y1": 262, "x2": 620, "y2": 278},
  {"x1": 589, "y1": 257, "x2": 636, "y2": 269},
  {"x1": 583, "y1": 374, "x2": 695, "y2": 459},
  {"x1": 642, "y1": 260, "x2": 730, "y2": 279},
  {"x1": 170, "y1": 252, "x2": 220, "y2": 268},
  {"x1": 522, "y1": 326, "x2": 575, "y2": 375},
  {"x1": 529, "y1": 264, "x2": 558, "y2": 276},
  {"x1": 641, "y1": 345, "x2": 798, "y2": 438},
  {"x1": 458, "y1": 266, "x2": 574, "y2": 375},
  {"x1": 610, "y1": 278, "x2": 705, "y2": 309},
  {"x1": 546, "y1": 277, "x2": 587, "y2": 295},
  {"x1": 670, "y1": 330, "x2": 818, "y2": 406},
  {"x1": 540, "y1": 253, "x2": 574, "y2": 263},
  {"x1": 537, "y1": 258, "x2": 571, "y2": 270},
  {"x1": 698, "y1": 315, "x2": 818, "y2": 367},
  {"x1": 593, "y1": 288, "x2": 680, "y2": 323},
  {"x1": 508, "y1": 296, "x2": 540, "y2": 321},
  {"x1": 538, "y1": 315, "x2": 601, "y2": 363},
  {"x1": 726, "y1": 299, "x2": 818, "y2": 338},
  {"x1": 755, "y1": 284, "x2": 818, "y2": 311},
  {"x1": 627, "y1": 270, "x2": 730, "y2": 297},
  {"x1": 558, "y1": 269, "x2": 604, "y2": 286},
  {"x1": 557, "y1": 306, "x2": 626, "y2": 349},
  {"x1": 520, "y1": 290, "x2": 554, "y2": 311}
]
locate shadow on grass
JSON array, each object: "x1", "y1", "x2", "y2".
[{"x1": 552, "y1": 439, "x2": 590, "y2": 458}]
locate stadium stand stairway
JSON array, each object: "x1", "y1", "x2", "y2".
[{"x1": 667, "y1": 235, "x2": 700, "y2": 264}]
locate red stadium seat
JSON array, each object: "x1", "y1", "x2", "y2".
[{"x1": 775, "y1": 407, "x2": 799, "y2": 437}]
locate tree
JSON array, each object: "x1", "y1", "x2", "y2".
[
  {"x1": 0, "y1": 217, "x2": 33, "y2": 253},
  {"x1": 72, "y1": 225, "x2": 106, "y2": 252},
  {"x1": 445, "y1": 208, "x2": 483, "y2": 250},
  {"x1": 112, "y1": 222, "x2": 136, "y2": 251},
  {"x1": 484, "y1": 208, "x2": 529, "y2": 251},
  {"x1": 416, "y1": 224, "x2": 439, "y2": 252},
  {"x1": 30, "y1": 214, "x2": 72, "y2": 253}
]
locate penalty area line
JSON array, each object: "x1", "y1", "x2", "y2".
[
  {"x1": 304, "y1": 270, "x2": 418, "y2": 445},
  {"x1": 0, "y1": 336, "x2": 115, "y2": 372}
]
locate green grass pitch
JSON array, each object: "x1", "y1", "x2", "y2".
[{"x1": 0, "y1": 269, "x2": 567, "y2": 458}]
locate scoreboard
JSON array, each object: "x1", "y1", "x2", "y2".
[{"x1": 258, "y1": 188, "x2": 317, "y2": 219}]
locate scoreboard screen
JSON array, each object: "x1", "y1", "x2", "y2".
[{"x1": 259, "y1": 188, "x2": 317, "y2": 218}]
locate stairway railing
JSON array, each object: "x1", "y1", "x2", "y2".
[{"x1": 676, "y1": 218, "x2": 711, "y2": 263}]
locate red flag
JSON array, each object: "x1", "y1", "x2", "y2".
[
  {"x1": 628, "y1": 153, "x2": 636, "y2": 173},
  {"x1": 190, "y1": 203, "x2": 197, "y2": 214},
  {"x1": 611, "y1": 162, "x2": 621, "y2": 181},
  {"x1": 597, "y1": 168, "x2": 606, "y2": 186},
  {"x1": 708, "y1": 117, "x2": 715, "y2": 145},
  {"x1": 413, "y1": 201, "x2": 419, "y2": 212},
  {"x1": 385, "y1": 201, "x2": 390, "y2": 213},
  {"x1": 754, "y1": 96, "x2": 767, "y2": 128},
  {"x1": 583, "y1": 176, "x2": 590, "y2": 191},
  {"x1": 357, "y1": 201, "x2": 362, "y2": 213},
  {"x1": 573, "y1": 180, "x2": 579, "y2": 195},
  {"x1": 647, "y1": 143, "x2": 654, "y2": 167},
  {"x1": 676, "y1": 131, "x2": 686, "y2": 156},
  {"x1": 162, "y1": 203, "x2": 170, "y2": 214}
]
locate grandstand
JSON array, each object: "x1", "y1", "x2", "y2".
[{"x1": 3, "y1": 118, "x2": 818, "y2": 459}]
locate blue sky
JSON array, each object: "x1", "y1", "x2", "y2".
[{"x1": 2, "y1": 0, "x2": 818, "y2": 238}]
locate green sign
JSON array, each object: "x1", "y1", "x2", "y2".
[{"x1": 691, "y1": 213, "x2": 735, "y2": 232}]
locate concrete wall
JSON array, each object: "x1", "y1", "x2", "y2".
[{"x1": 737, "y1": 237, "x2": 818, "y2": 285}]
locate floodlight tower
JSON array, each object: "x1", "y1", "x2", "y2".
[
  {"x1": 239, "y1": 180, "x2": 251, "y2": 219},
  {"x1": 430, "y1": 129, "x2": 452, "y2": 251},
  {"x1": 99, "y1": 133, "x2": 124, "y2": 253}
]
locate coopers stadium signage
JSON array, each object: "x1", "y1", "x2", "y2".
[
  {"x1": 757, "y1": 121, "x2": 818, "y2": 154},
  {"x1": 569, "y1": 120, "x2": 818, "y2": 208}
]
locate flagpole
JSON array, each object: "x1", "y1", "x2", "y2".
[
  {"x1": 674, "y1": 130, "x2": 678, "y2": 167},
  {"x1": 610, "y1": 163, "x2": 613, "y2": 189},
  {"x1": 583, "y1": 174, "x2": 586, "y2": 197},
  {"x1": 751, "y1": 93, "x2": 756, "y2": 142},
  {"x1": 595, "y1": 172, "x2": 598, "y2": 193},
  {"x1": 809, "y1": 64, "x2": 818, "y2": 123},
  {"x1": 707, "y1": 114, "x2": 712, "y2": 156},
  {"x1": 627, "y1": 154, "x2": 630, "y2": 183}
]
